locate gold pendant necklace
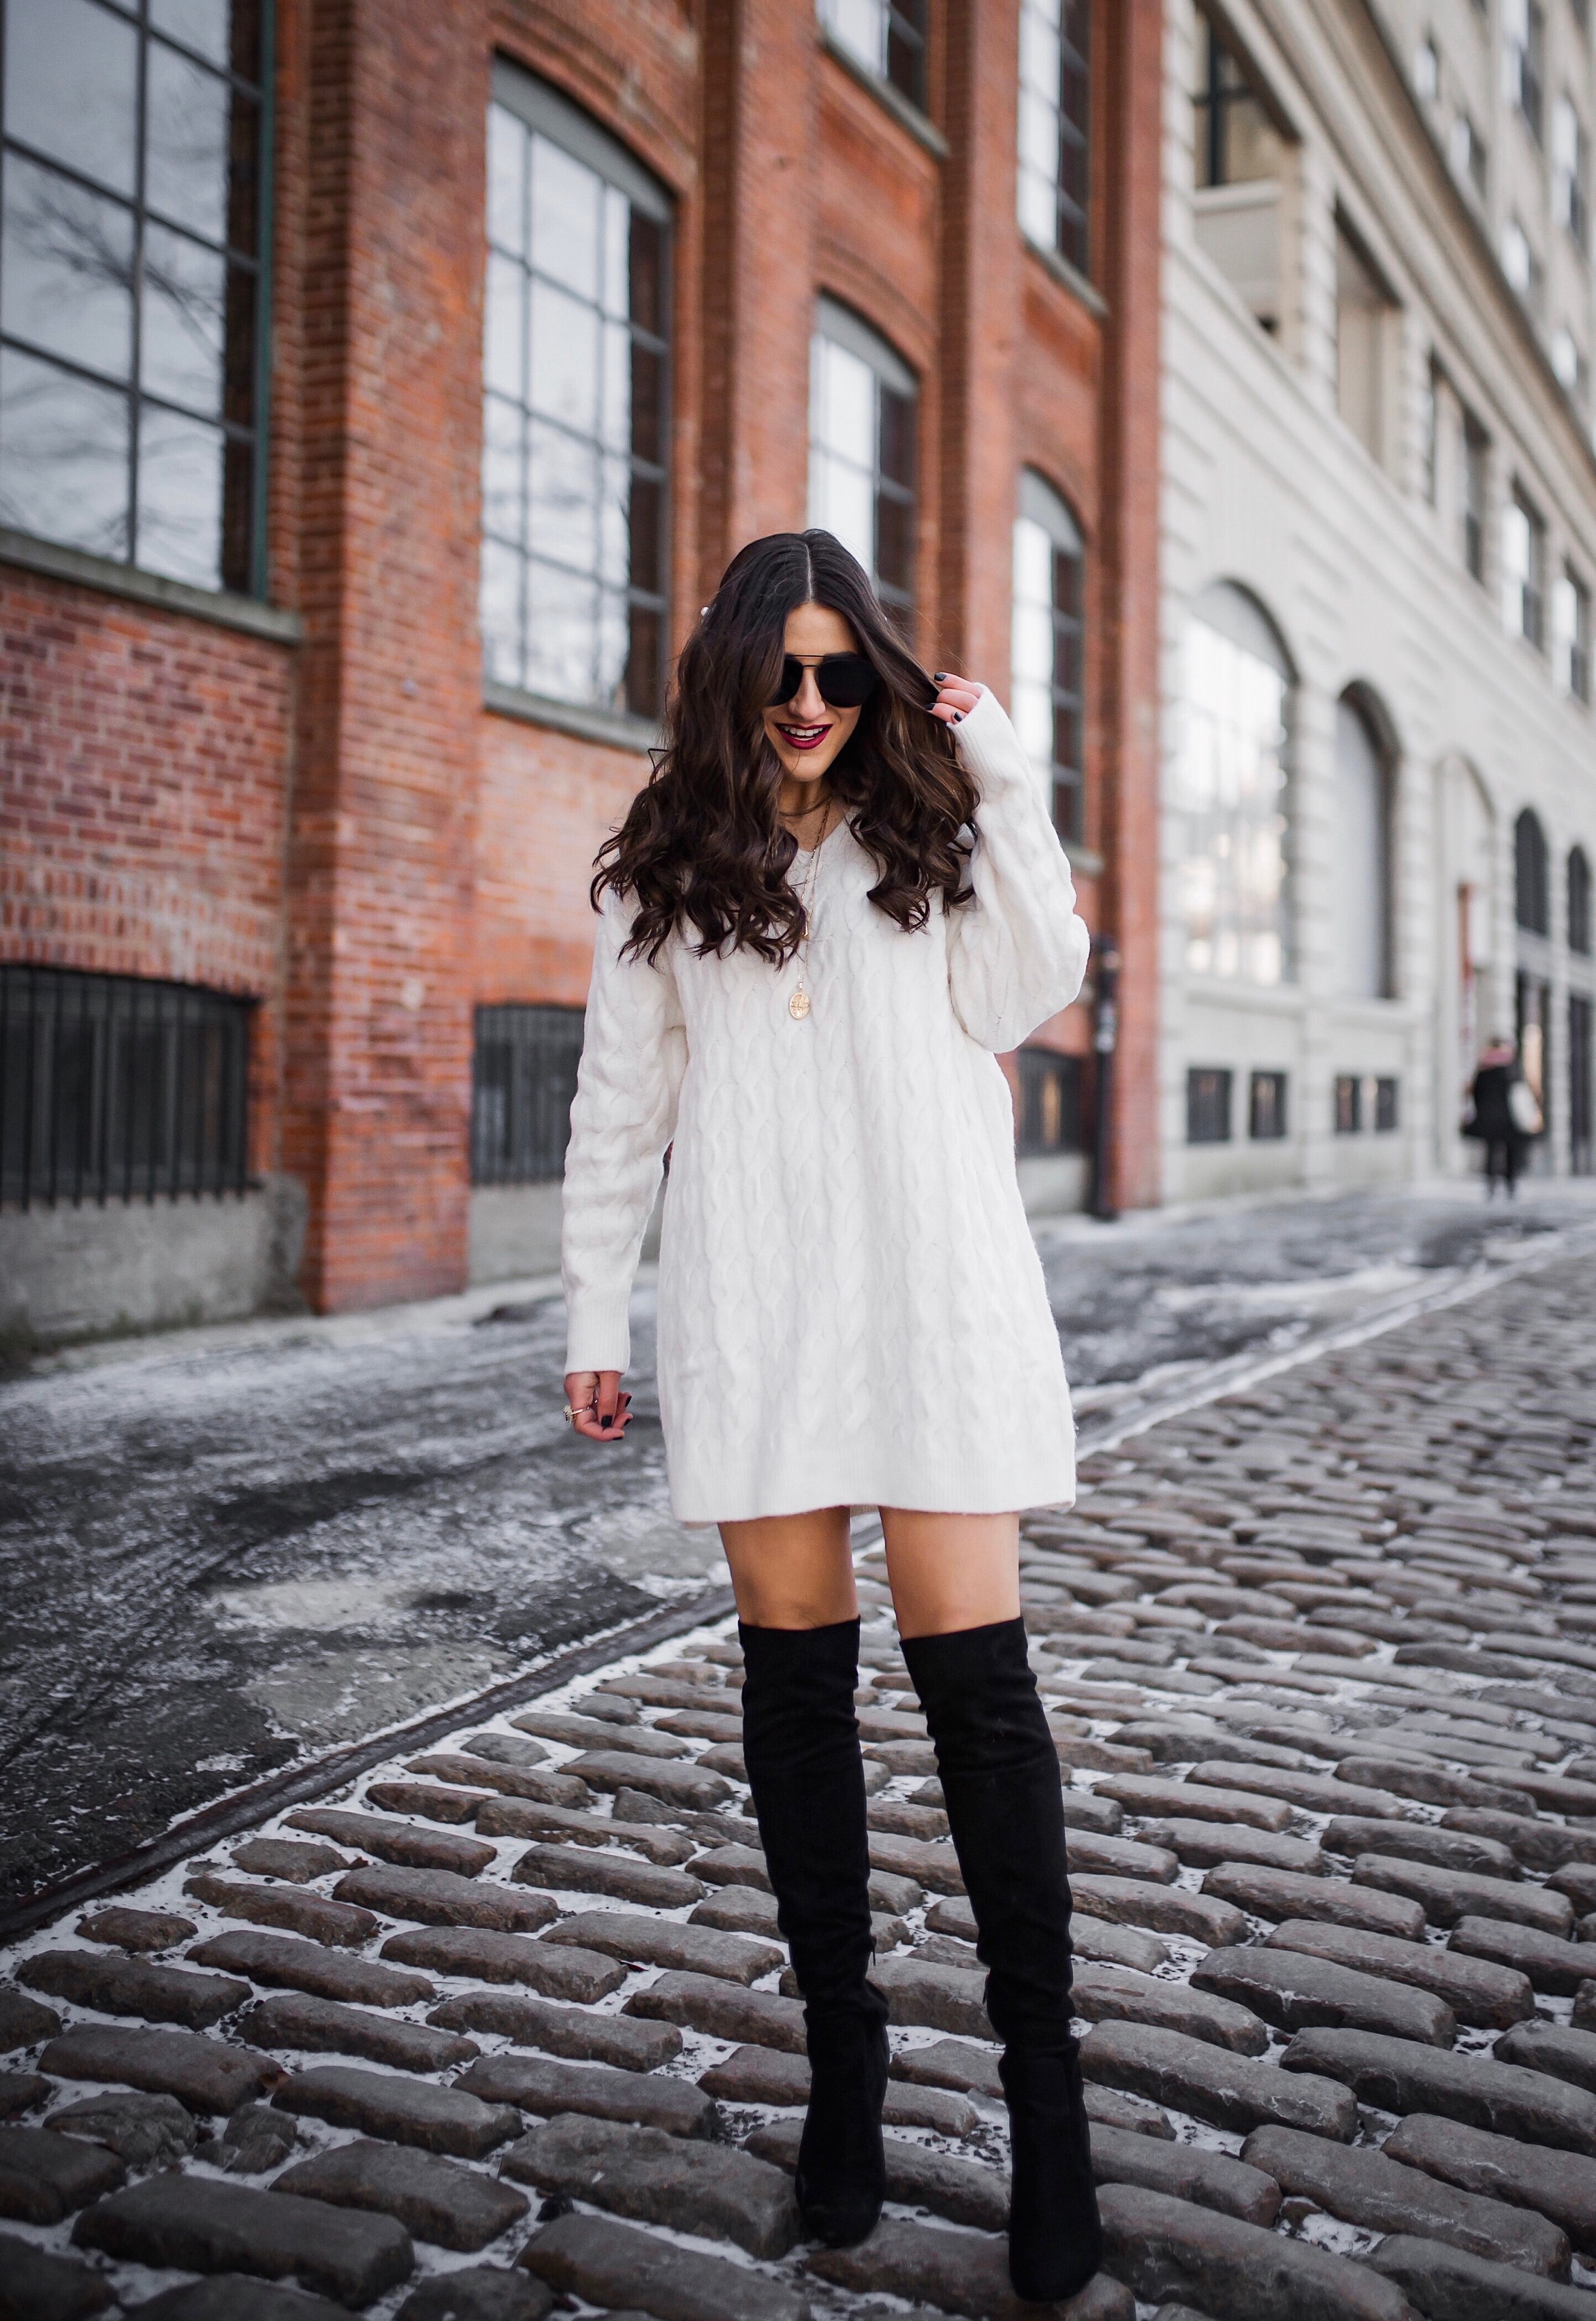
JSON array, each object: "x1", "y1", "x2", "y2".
[{"x1": 787, "y1": 800, "x2": 831, "y2": 1022}]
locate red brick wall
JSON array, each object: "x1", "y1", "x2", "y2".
[
  {"x1": 279, "y1": 0, "x2": 490, "y2": 1312},
  {"x1": 0, "y1": 574, "x2": 294, "y2": 1180}
]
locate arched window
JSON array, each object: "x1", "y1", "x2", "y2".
[
  {"x1": 808, "y1": 296, "x2": 916, "y2": 625},
  {"x1": 1333, "y1": 692, "x2": 1394, "y2": 998},
  {"x1": 1011, "y1": 471, "x2": 1085, "y2": 841},
  {"x1": 1175, "y1": 582, "x2": 1293, "y2": 985},
  {"x1": 1571, "y1": 844, "x2": 1593, "y2": 955},
  {"x1": 481, "y1": 63, "x2": 673, "y2": 719},
  {"x1": 1516, "y1": 807, "x2": 1550, "y2": 934}
]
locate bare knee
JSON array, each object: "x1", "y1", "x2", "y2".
[
  {"x1": 881, "y1": 1509, "x2": 1021, "y2": 1640},
  {"x1": 720, "y1": 1508, "x2": 857, "y2": 1629}
]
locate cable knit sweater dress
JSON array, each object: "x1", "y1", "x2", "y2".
[{"x1": 561, "y1": 684, "x2": 1091, "y2": 1523}]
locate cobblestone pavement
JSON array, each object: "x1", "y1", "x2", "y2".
[
  {"x1": 6, "y1": 1180, "x2": 1596, "y2": 1911},
  {"x1": 3, "y1": 1247, "x2": 1596, "y2": 2316}
]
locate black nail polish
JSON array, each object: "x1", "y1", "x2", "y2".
[{"x1": 933, "y1": 672, "x2": 948, "y2": 681}]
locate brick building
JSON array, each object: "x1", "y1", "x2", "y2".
[{"x1": 0, "y1": 0, "x2": 1161, "y2": 1343}]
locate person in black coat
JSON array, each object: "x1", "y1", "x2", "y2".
[{"x1": 1465, "y1": 1037, "x2": 1539, "y2": 1196}]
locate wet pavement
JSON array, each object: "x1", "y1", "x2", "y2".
[{"x1": 4, "y1": 1179, "x2": 1595, "y2": 1910}]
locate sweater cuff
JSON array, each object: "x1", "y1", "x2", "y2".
[
  {"x1": 952, "y1": 686, "x2": 1032, "y2": 794},
  {"x1": 564, "y1": 1285, "x2": 634, "y2": 1376}
]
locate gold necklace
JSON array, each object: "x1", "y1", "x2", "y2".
[{"x1": 787, "y1": 802, "x2": 833, "y2": 1022}]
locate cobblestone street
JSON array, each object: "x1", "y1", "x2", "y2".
[
  {"x1": 2, "y1": 1235, "x2": 1596, "y2": 2316},
  {"x1": 7, "y1": 1181, "x2": 1596, "y2": 1914}
]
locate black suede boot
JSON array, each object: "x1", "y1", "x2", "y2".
[
  {"x1": 738, "y1": 1617, "x2": 888, "y2": 2247},
  {"x1": 901, "y1": 1616, "x2": 1102, "y2": 2305}
]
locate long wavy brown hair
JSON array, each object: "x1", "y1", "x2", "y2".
[{"x1": 594, "y1": 530, "x2": 976, "y2": 965}]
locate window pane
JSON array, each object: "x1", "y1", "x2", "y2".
[
  {"x1": 811, "y1": 448, "x2": 874, "y2": 570},
  {"x1": 135, "y1": 400, "x2": 223, "y2": 586},
  {"x1": 598, "y1": 452, "x2": 629, "y2": 586},
  {"x1": 1019, "y1": 83, "x2": 1059, "y2": 176},
  {"x1": 1176, "y1": 607, "x2": 1290, "y2": 983},
  {"x1": 526, "y1": 555, "x2": 598, "y2": 701},
  {"x1": 876, "y1": 488, "x2": 912, "y2": 593},
  {"x1": 481, "y1": 393, "x2": 523, "y2": 546},
  {"x1": 878, "y1": 384, "x2": 914, "y2": 488},
  {"x1": 0, "y1": 345, "x2": 129, "y2": 554},
  {"x1": 1012, "y1": 597, "x2": 1054, "y2": 686},
  {"x1": 631, "y1": 341, "x2": 665, "y2": 464},
  {"x1": 150, "y1": 0, "x2": 231, "y2": 68},
  {"x1": 602, "y1": 185, "x2": 629, "y2": 320},
  {"x1": 480, "y1": 537, "x2": 522, "y2": 686},
  {"x1": 1, "y1": 153, "x2": 135, "y2": 381},
  {"x1": 1017, "y1": 167, "x2": 1057, "y2": 249},
  {"x1": 484, "y1": 252, "x2": 524, "y2": 400},
  {"x1": 629, "y1": 212, "x2": 666, "y2": 338},
  {"x1": 1012, "y1": 514, "x2": 1052, "y2": 609},
  {"x1": 528, "y1": 415, "x2": 598, "y2": 573},
  {"x1": 488, "y1": 106, "x2": 528, "y2": 257},
  {"x1": 141, "y1": 220, "x2": 227, "y2": 413},
  {"x1": 528, "y1": 276, "x2": 599, "y2": 430},
  {"x1": 146, "y1": 42, "x2": 231, "y2": 244},
  {"x1": 601, "y1": 317, "x2": 632, "y2": 454},
  {"x1": 3, "y1": 0, "x2": 138, "y2": 198},
  {"x1": 817, "y1": 338, "x2": 874, "y2": 463},
  {"x1": 822, "y1": 0, "x2": 888, "y2": 77},
  {"x1": 596, "y1": 585, "x2": 628, "y2": 706},
  {"x1": 530, "y1": 134, "x2": 600, "y2": 300},
  {"x1": 627, "y1": 470, "x2": 663, "y2": 595},
  {"x1": 626, "y1": 602, "x2": 663, "y2": 719}
]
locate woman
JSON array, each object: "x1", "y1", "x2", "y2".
[
  {"x1": 560, "y1": 528, "x2": 1099, "y2": 2303},
  {"x1": 1466, "y1": 1037, "x2": 1537, "y2": 1197}
]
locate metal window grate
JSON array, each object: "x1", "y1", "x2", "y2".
[
  {"x1": 1187, "y1": 1067, "x2": 1232, "y2": 1144},
  {"x1": 471, "y1": 1002, "x2": 586, "y2": 1185},
  {"x1": 1249, "y1": 1069, "x2": 1288, "y2": 1139},
  {"x1": 1015, "y1": 1047, "x2": 1084, "y2": 1156},
  {"x1": 1, "y1": 965, "x2": 250, "y2": 1208}
]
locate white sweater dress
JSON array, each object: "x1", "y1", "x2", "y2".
[{"x1": 560, "y1": 684, "x2": 1091, "y2": 1524}]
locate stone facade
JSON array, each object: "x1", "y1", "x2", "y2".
[
  {"x1": 1159, "y1": 0, "x2": 1596, "y2": 1202},
  {"x1": 1, "y1": 0, "x2": 1162, "y2": 1340}
]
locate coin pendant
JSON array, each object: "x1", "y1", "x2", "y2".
[{"x1": 788, "y1": 987, "x2": 810, "y2": 1020}]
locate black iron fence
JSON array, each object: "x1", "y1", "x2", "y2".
[
  {"x1": 1, "y1": 966, "x2": 251, "y2": 1208},
  {"x1": 471, "y1": 1002, "x2": 586, "y2": 1185}
]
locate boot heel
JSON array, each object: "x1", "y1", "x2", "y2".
[
  {"x1": 795, "y1": 1998, "x2": 889, "y2": 2247},
  {"x1": 1002, "y1": 2046, "x2": 1103, "y2": 2303}
]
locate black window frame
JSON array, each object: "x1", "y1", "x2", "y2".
[
  {"x1": 470, "y1": 1001, "x2": 586, "y2": 1187},
  {"x1": 1187, "y1": 1066, "x2": 1233, "y2": 1145},
  {"x1": 1516, "y1": 806, "x2": 1551, "y2": 934},
  {"x1": 1192, "y1": 10, "x2": 1277, "y2": 189},
  {"x1": 0, "y1": 0, "x2": 274, "y2": 598},
  {"x1": 1017, "y1": 0, "x2": 1089, "y2": 277},
  {"x1": 480, "y1": 59, "x2": 673, "y2": 723},
  {"x1": 1, "y1": 963, "x2": 251, "y2": 1208},
  {"x1": 1015, "y1": 1045, "x2": 1085, "y2": 1156},
  {"x1": 1248, "y1": 1069, "x2": 1288, "y2": 1140},
  {"x1": 1334, "y1": 1074, "x2": 1363, "y2": 1134}
]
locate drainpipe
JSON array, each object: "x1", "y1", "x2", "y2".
[{"x1": 1091, "y1": 938, "x2": 1121, "y2": 1221}]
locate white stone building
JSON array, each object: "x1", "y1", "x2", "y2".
[{"x1": 1159, "y1": 0, "x2": 1596, "y2": 1202}]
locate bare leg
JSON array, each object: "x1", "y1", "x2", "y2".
[
  {"x1": 880, "y1": 1507, "x2": 1021, "y2": 1637},
  {"x1": 718, "y1": 1506, "x2": 856, "y2": 1628}
]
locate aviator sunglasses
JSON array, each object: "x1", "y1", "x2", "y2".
[{"x1": 767, "y1": 652, "x2": 880, "y2": 710}]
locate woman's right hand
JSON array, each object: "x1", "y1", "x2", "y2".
[{"x1": 564, "y1": 1370, "x2": 632, "y2": 1441}]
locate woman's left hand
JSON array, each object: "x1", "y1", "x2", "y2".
[{"x1": 927, "y1": 674, "x2": 984, "y2": 725}]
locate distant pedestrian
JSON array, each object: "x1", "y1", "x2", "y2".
[
  {"x1": 1465, "y1": 1037, "x2": 1541, "y2": 1196},
  {"x1": 559, "y1": 529, "x2": 1100, "y2": 2303}
]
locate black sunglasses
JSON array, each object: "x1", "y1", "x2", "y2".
[{"x1": 767, "y1": 652, "x2": 880, "y2": 710}]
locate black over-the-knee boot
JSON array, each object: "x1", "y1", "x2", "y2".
[
  {"x1": 738, "y1": 1617, "x2": 888, "y2": 2247},
  {"x1": 901, "y1": 1616, "x2": 1102, "y2": 2305}
]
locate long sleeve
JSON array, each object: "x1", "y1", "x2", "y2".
[
  {"x1": 944, "y1": 686, "x2": 1091, "y2": 1051},
  {"x1": 561, "y1": 887, "x2": 688, "y2": 1374}
]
